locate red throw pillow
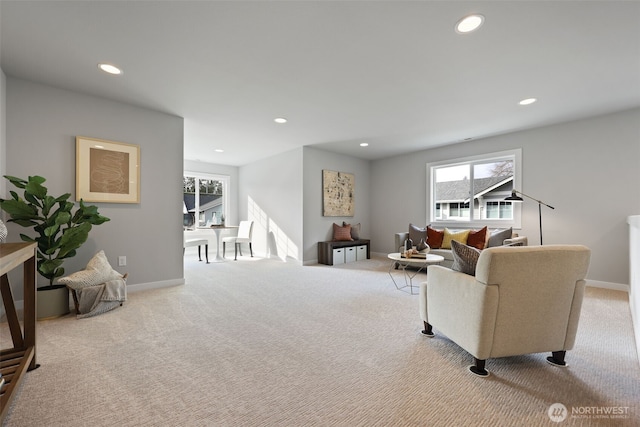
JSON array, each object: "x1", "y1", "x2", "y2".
[
  {"x1": 333, "y1": 223, "x2": 353, "y2": 241},
  {"x1": 467, "y1": 226, "x2": 488, "y2": 250},
  {"x1": 426, "y1": 226, "x2": 444, "y2": 249}
]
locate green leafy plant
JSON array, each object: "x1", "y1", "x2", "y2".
[{"x1": 0, "y1": 175, "x2": 110, "y2": 287}]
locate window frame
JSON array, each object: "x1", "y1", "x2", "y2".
[
  {"x1": 183, "y1": 171, "x2": 230, "y2": 229},
  {"x1": 426, "y1": 149, "x2": 522, "y2": 229}
]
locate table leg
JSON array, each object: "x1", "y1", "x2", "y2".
[
  {"x1": 23, "y1": 254, "x2": 38, "y2": 370},
  {"x1": 0, "y1": 274, "x2": 24, "y2": 348},
  {"x1": 405, "y1": 263, "x2": 427, "y2": 295},
  {"x1": 388, "y1": 260, "x2": 427, "y2": 294},
  {"x1": 212, "y1": 228, "x2": 225, "y2": 262}
]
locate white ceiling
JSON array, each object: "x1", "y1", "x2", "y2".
[{"x1": 1, "y1": 1, "x2": 639, "y2": 167}]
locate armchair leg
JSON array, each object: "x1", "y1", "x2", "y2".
[
  {"x1": 249, "y1": 242, "x2": 253, "y2": 257},
  {"x1": 234, "y1": 243, "x2": 239, "y2": 261},
  {"x1": 223, "y1": 242, "x2": 226, "y2": 257},
  {"x1": 546, "y1": 351, "x2": 567, "y2": 367},
  {"x1": 421, "y1": 321, "x2": 434, "y2": 337},
  {"x1": 204, "y1": 244, "x2": 209, "y2": 264},
  {"x1": 197, "y1": 246, "x2": 203, "y2": 261},
  {"x1": 469, "y1": 358, "x2": 489, "y2": 377}
]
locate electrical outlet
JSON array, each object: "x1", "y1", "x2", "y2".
[{"x1": 118, "y1": 256, "x2": 126, "y2": 266}]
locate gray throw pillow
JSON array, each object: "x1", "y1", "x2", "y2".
[
  {"x1": 451, "y1": 240, "x2": 481, "y2": 276},
  {"x1": 408, "y1": 223, "x2": 427, "y2": 246},
  {"x1": 343, "y1": 222, "x2": 361, "y2": 240},
  {"x1": 487, "y1": 227, "x2": 512, "y2": 248}
]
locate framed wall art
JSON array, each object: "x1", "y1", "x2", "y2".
[
  {"x1": 76, "y1": 136, "x2": 140, "y2": 203},
  {"x1": 322, "y1": 170, "x2": 354, "y2": 217}
]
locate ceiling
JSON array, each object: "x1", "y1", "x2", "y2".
[{"x1": 1, "y1": 1, "x2": 639, "y2": 167}]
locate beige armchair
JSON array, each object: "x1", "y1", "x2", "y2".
[{"x1": 419, "y1": 245, "x2": 591, "y2": 377}]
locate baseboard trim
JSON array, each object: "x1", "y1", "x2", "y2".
[
  {"x1": 0, "y1": 279, "x2": 186, "y2": 318},
  {"x1": 127, "y1": 278, "x2": 185, "y2": 293},
  {"x1": 586, "y1": 280, "x2": 629, "y2": 292}
]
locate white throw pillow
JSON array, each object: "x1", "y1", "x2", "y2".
[{"x1": 58, "y1": 250, "x2": 123, "y2": 290}]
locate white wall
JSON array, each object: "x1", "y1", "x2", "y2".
[
  {"x1": 5, "y1": 78, "x2": 185, "y2": 297},
  {"x1": 239, "y1": 148, "x2": 303, "y2": 261},
  {"x1": 371, "y1": 108, "x2": 640, "y2": 287},
  {"x1": 302, "y1": 147, "x2": 371, "y2": 263},
  {"x1": 628, "y1": 216, "x2": 640, "y2": 361}
]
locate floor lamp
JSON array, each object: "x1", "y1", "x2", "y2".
[{"x1": 504, "y1": 190, "x2": 555, "y2": 245}]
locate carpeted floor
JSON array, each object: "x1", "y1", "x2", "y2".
[{"x1": 2, "y1": 250, "x2": 639, "y2": 426}]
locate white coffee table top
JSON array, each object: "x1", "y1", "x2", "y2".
[{"x1": 387, "y1": 252, "x2": 445, "y2": 265}]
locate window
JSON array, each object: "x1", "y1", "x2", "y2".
[
  {"x1": 427, "y1": 149, "x2": 522, "y2": 228},
  {"x1": 183, "y1": 172, "x2": 229, "y2": 228},
  {"x1": 449, "y1": 202, "x2": 470, "y2": 219},
  {"x1": 486, "y1": 201, "x2": 513, "y2": 219}
]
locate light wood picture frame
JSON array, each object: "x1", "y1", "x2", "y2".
[
  {"x1": 322, "y1": 170, "x2": 355, "y2": 217},
  {"x1": 76, "y1": 136, "x2": 140, "y2": 203}
]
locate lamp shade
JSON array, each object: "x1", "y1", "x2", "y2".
[{"x1": 504, "y1": 190, "x2": 523, "y2": 202}]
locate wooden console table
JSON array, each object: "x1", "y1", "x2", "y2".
[
  {"x1": 0, "y1": 242, "x2": 38, "y2": 423},
  {"x1": 318, "y1": 239, "x2": 370, "y2": 265}
]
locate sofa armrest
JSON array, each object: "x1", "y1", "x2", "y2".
[
  {"x1": 420, "y1": 265, "x2": 499, "y2": 360},
  {"x1": 394, "y1": 232, "x2": 409, "y2": 252},
  {"x1": 504, "y1": 235, "x2": 528, "y2": 246}
]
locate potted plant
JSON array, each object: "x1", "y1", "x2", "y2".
[{"x1": 0, "y1": 175, "x2": 110, "y2": 319}]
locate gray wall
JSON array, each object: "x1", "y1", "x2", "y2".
[
  {"x1": 4, "y1": 72, "x2": 636, "y2": 287},
  {"x1": 239, "y1": 148, "x2": 303, "y2": 261},
  {"x1": 5, "y1": 78, "x2": 185, "y2": 296},
  {"x1": 1, "y1": 70, "x2": 6, "y2": 199},
  {"x1": 303, "y1": 147, "x2": 371, "y2": 263},
  {"x1": 236, "y1": 146, "x2": 372, "y2": 264},
  {"x1": 371, "y1": 108, "x2": 640, "y2": 286}
]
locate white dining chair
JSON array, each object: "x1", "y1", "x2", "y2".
[
  {"x1": 222, "y1": 220, "x2": 254, "y2": 260},
  {"x1": 184, "y1": 231, "x2": 209, "y2": 263}
]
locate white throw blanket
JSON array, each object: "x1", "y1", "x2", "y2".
[{"x1": 76, "y1": 278, "x2": 127, "y2": 319}]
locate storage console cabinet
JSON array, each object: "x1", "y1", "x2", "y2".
[{"x1": 318, "y1": 239, "x2": 370, "y2": 265}]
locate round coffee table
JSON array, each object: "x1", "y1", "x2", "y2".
[{"x1": 387, "y1": 252, "x2": 445, "y2": 294}]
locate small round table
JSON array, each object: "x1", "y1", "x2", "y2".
[
  {"x1": 198, "y1": 225, "x2": 238, "y2": 262},
  {"x1": 387, "y1": 252, "x2": 445, "y2": 294}
]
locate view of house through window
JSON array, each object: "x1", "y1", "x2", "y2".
[
  {"x1": 183, "y1": 173, "x2": 228, "y2": 228},
  {"x1": 429, "y1": 149, "x2": 521, "y2": 226}
]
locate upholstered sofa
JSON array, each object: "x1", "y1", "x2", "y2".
[{"x1": 394, "y1": 225, "x2": 528, "y2": 269}]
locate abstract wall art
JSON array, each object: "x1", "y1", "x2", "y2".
[
  {"x1": 76, "y1": 136, "x2": 140, "y2": 203},
  {"x1": 322, "y1": 170, "x2": 354, "y2": 217}
]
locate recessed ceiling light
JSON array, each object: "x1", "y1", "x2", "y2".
[
  {"x1": 98, "y1": 63, "x2": 122, "y2": 75},
  {"x1": 274, "y1": 117, "x2": 287, "y2": 124},
  {"x1": 360, "y1": 143, "x2": 369, "y2": 147},
  {"x1": 455, "y1": 14, "x2": 485, "y2": 34},
  {"x1": 215, "y1": 149, "x2": 224, "y2": 153},
  {"x1": 519, "y1": 98, "x2": 537, "y2": 106}
]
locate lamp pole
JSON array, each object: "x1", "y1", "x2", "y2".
[{"x1": 505, "y1": 190, "x2": 555, "y2": 245}]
